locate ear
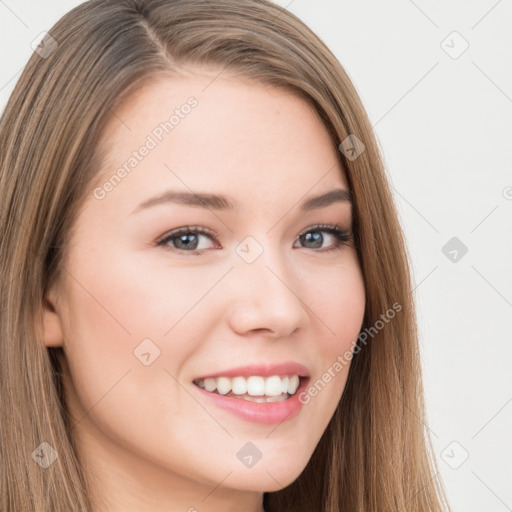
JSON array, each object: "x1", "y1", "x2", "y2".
[{"x1": 41, "y1": 284, "x2": 64, "y2": 348}]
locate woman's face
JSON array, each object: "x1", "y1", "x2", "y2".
[{"x1": 44, "y1": 70, "x2": 366, "y2": 510}]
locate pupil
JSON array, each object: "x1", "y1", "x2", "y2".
[
  {"x1": 302, "y1": 232, "x2": 322, "y2": 248},
  {"x1": 176, "y1": 234, "x2": 198, "y2": 250}
]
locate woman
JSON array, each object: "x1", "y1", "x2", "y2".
[{"x1": 0, "y1": 0, "x2": 452, "y2": 511}]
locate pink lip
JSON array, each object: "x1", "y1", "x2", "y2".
[
  {"x1": 194, "y1": 362, "x2": 310, "y2": 380},
  {"x1": 193, "y1": 376, "x2": 310, "y2": 425}
]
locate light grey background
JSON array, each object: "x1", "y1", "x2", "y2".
[{"x1": 1, "y1": 1, "x2": 511, "y2": 511}]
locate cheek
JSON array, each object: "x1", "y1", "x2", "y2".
[
  {"x1": 62, "y1": 246, "x2": 218, "y2": 346},
  {"x1": 302, "y1": 254, "x2": 366, "y2": 350},
  {"x1": 296, "y1": 255, "x2": 366, "y2": 410},
  {"x1": 58, "y1": 246, "x2": 226, "y2": 414},
  {"x1": 58, "y1": 251, "x2": 219, "y2": 473}
]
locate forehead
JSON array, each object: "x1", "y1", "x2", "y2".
[{"x1": 92, "y1": 72, "x2": 348, "y2": 206}]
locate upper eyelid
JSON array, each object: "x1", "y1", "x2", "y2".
[
  {"x1": 156, "y1": 225, "x2": 215, "y2": 244},
  {"x1": 156, "y1": 224, "x2": 351, "y2": 246},
  {"x1": 297, "y1": 223, "x2": 348, "y2": 236}
]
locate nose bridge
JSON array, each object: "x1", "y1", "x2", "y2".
[{"x1": 227, "y1": 236, "x2": 308, "y2": 336}]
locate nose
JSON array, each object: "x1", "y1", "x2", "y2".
[{"x1": 225, "y1": 248, "x2": 309, "y2": 338}]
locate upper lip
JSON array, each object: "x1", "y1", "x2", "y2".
[{"x1": 194, "y1": 362, "x2": 311, "y2": 380}]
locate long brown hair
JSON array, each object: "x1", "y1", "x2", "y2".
[{"x1": 0, "y1": 1, "x2": 452, "y2": 510}]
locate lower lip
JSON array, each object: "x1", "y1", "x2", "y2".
[{"x1": 193, "y1": 378, "x2": 310, "y2": 425}]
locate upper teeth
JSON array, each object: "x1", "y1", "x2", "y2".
[{"x1": 195, "y1": 375, "x2": 301, "y2": 396}]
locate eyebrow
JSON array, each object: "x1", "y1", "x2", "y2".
[{"x1": 130, "y1": 187, "x2": 352, "y2": 215}]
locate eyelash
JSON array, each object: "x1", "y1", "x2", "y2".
[{"x1": 156, "y1": 224, "x2": 353, "y2": 255}]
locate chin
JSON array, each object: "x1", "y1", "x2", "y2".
[{"x1": 227, "y1": 455, "x2": 309, "y2": 492}]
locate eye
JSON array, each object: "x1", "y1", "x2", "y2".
[
  {"x1": 294, "y1": 224, "x2": 352, "y2": 252},
  {"x1": 156, "y1": 225, "x2": 218, "y2": 253},
  {"x1": 156, "y1": 223, "x2": 353, "y2": 254}
]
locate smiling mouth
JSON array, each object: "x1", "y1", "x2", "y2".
[{"x1": 193, "y1": 374, "x2": 306, "y2": 403}]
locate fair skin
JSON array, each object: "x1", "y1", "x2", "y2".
[{"x1": 42, "y1": 69, "x2": 366, "y2": 512}]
